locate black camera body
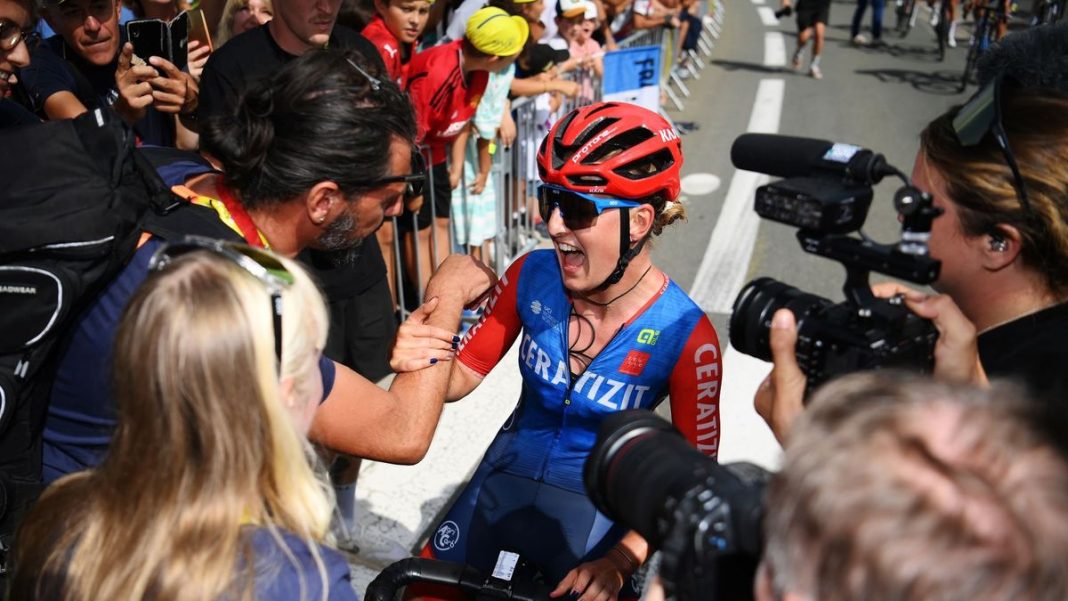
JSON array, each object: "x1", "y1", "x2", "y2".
[
  {"x1": 729, "y1": 134, "x2": 943, "y2": 391},
  {"x1": 585, "y1": 411, "x2": 769, "y2": 601}
]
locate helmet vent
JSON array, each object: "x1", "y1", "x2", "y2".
[
  {"x1": 581, "y1": 127, "x2": 655, "y2": 165},
  {"x1": 566, "y1": 174, "x2": 609, "y2": 187},
  {"x1": 613, "y1": 149, "x2": 676, "y2": 180}
]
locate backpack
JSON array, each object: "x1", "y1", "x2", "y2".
[{"x1": 0, "y1": 108, "x2": 181, "y2": 567}]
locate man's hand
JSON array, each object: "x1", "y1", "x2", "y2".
[
  {"x1": 147, "y1": 55, "x2": 194, "y2": 114},
  {"x1": 871, "y1": 282, "x2": 988, "y2": 385},
  {"x1": 390, "y1": 297, "x2": 459, "y2": 372},
  {"x1": 114, "y1": 43, "x2": 158, "y2": 124},
  {"x1": 754, "y1": 309, "x2": 807, "y2": 445},
  {"x1": 425, "y1": 254, "x2": 497, "y2": 309}
]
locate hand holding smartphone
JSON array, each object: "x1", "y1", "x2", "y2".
[{"x1": 125, "y1": 9, "x2": 189, "y2": 71}]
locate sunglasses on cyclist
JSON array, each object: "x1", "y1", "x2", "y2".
[
  {"x1": 951, "y1": 73, "x2": 1032, "y2": 217},
  {"x1": 537, "y1": 183, "x2": 642, "y2": 231},
  {"x1": 0, "y1": 18, "x2": 40, "y2": 52},
  {"x1": 148, "y1": 236, "x2": 294, "y2": 369},
  {"x1": 354, "y1": 146, "x2": 427, "y2": 199}
]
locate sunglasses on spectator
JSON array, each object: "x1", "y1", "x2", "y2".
[
  {"x1": 951, "y1": 74, "x2": 1032, "y2": 217},
  {"x1": 538, "y1": 183, "x2": 642, "y2": 230},
  {"x1": 0, "y1": 18, "x2": 40, "y2": 52},
  {"x1": 149, "y1": 236, "x2": 294, "y2": 369},
  {"x1": 355, "y1": 146, "x2": 428, "y2": 199}
]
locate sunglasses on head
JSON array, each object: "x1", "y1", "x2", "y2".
[
  {"x1": 149, "y1": 236, "x2": 294, "y2": 369},
  {"x1": 537, "y1": 183, "x2": 642, "y2": 230},
  {"x1": 0, "y1": 18, "x2": 40, "y2": 52},
  {"x1": 951, "y1": 74, "x2": 1032, "y2": 217},
  {"x1": 353, "y1": 146, "x2": 427, "y2": 199}
]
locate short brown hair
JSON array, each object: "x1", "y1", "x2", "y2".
[{"x1": 763, "y1": 372, "x2": 1068, "y2": 601}]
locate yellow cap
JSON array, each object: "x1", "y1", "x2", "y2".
[{"x1": 465, "y1": 7, "x2": 530, "y2": 57}]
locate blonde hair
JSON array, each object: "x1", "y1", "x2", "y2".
[
  {"x1": 11, "y1": 249, "x2": 335, "y2": 601},
  {"x1": 215, "y1": 0, "x2": 274, "y2": 45},
  {"x1": 763, "y1": 372, "x2": 1068, "y2": 601}
]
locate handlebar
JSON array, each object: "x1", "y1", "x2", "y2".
[{"x1": 366, "y1": 554, "x2": 554, "y2": 601}]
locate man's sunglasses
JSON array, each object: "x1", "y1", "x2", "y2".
[
  {"x1": 353, "y1": 146, "x2": 427, "y2": 199},
  {"x1": 537, "y1": 183, "x2": 642, "y2": 231},
  {"x1": 951, "y1": 74, "x2": 1032, "y2": 217},
  {"x1": 149, "y1": 236, "x2": 294, "y2": 368},
  {"x1": 0, "y1": 18, "x2": 40, "y2": 52}
]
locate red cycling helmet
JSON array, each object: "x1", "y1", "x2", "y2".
[{"x1": 537, "y1": 101, "x2": 683, "y2": 201}]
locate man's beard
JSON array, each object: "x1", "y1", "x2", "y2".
[{"x1": 316, "y1": 210, "x2": 364, "y2": 267}]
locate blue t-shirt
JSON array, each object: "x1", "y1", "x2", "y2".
[
  {"x1": 17, "y1": 34, "x2": 176, "y2": 147},
  {"x1": 245, "y1": 527, "x2": 358, "y2": 601},
  {"x1": 43, "y1": 238, "x2": 337, "y2": 482}
]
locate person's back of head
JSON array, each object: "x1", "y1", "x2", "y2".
[
  {"x1": 761, "y1": 372, "x2": 1068, "y2": 601},
  {"x1": 199, "y1": 47, "x2": 415, "y2": 212},
  {"x1": 10, "y1": 245, "x2": 334, "y2": 601}
]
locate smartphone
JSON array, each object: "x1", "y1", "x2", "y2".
[
  {"x1": 125, "y1": 11, "x2": 189, "y2": 71},
  {"x1": 168, "y1": 10, "x2": 189, "y2": 71},
  {"x1": 187, "y1": 8, "x2": 213, "y2": 53},
  {"x1": 126, "y1": 19, "x2": 167, "y2": 64}
]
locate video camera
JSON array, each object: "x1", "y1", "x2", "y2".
[
  {"x1": 584, "y1": 410, "x2": 769, "y2": 601},
  {"x1": 728, "y1": 134, "x2": 944, "y2": 391}
]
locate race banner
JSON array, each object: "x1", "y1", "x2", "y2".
[{"x1": 601, "y1": 45, "x2": 661, "y2": 113}]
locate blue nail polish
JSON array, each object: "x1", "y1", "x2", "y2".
[
  {"x1": 452, "y1": 335, "x2": 461, "y2": 343},
  {"x1": 430, "y1": 358, "x2": 438, "y2": 365},
  {"x1": 451, "y1": 341, "x2": 459, "y2": 350}
]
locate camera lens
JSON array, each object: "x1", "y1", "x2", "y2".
[
  {"x1": 584, "y1": 411, "x2": 714, "y2": 546},
  {"x1": 729, "y1": 277, "x2": 830, "y2": 361}
]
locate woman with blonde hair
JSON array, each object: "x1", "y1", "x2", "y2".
[
  {"x1": 9, "y1": 239, "x2": 355, "y2": 601},
  {"x1": 216, "y1": 0, "x2": 273, "y2": 46}
]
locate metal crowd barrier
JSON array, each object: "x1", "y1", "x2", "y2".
[{"x1": 388, "y1": 0, "x2": 726, "y2": 322}]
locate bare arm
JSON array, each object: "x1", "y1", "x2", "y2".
[
  {"x1": 310, "y1": 254, "x2": 497, "y2": 463},
  {"x1": 41, "y1": 90, "x2": 89, "y2": 121}
]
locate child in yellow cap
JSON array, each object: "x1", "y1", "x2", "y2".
[{"x1": 400, "y1": 6, "x2": 528, "y2": 294}]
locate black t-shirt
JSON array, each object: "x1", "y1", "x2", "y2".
[
  {"x1": 197, "y1": 24, "x2": 387, "y2": 298},
  {"x1": 979, "y1": 302, "x2": 1068, "y2": 404},
  {"x1": 17, "y1": 35, "x2": 176, "y2": 147},
  {"x1": 0, "y1": 98, "x2": 39, "y2": 129}
]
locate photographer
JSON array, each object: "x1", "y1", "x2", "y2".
[
  {"x1": 758, "y1": 372, "x2": 1068, "y2": 601},
  {"x1": 595, "y1": 373, "x2": 1068, "y2": 601}
]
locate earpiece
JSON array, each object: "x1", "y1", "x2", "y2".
[{"x1": 989, "y1": 235, "x2": 1008, "y2": 253}]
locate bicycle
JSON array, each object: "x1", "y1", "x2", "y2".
[
  {"x1": 960, "y1": 0, "x2": 1011, "y2": 90},
  {"x1": 366, "y1": 554, "x2": 553, "y2": 601}
]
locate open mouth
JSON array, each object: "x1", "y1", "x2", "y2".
[{"x1": 557, "y1": 241, "x2": 585, "y2": 271}]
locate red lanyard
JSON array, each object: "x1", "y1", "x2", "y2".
[{"x1": 216, "y1": 183, "x2": 266, "y2": 249}]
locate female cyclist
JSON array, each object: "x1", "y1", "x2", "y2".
[
  {"x1": 11, "y1": 242, "x2": 354, "y2": 600},
  {"x1": 396, "y1": 101, "x2": 724, "y2": 601}
]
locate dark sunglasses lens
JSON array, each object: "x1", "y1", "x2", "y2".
[
  {"x1": 953, "y1": 80, "x2": 997, "y2": 146},
  {"x1": 538, "y1": 187, "x2": 598, "y2": 229},
  {"x1": 0, "y1": 20, "x2": 19, "y2": 50}
]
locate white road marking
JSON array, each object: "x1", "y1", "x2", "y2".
[
  {"x1": 756, "y1": 5, "x2": 779, "y2": 24},
  {"x1": 764, "y1": 31, "x2": 787, "y2": 66},
  {"x1": 716, "y1": 345, "x2": 781, "y2": 469},
  {"x1": 681, "y1": 172, "x2": 723, "y2": 195},
  {"x1": 690, "y1": 78, "x2": 784, "y2": 315}
]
